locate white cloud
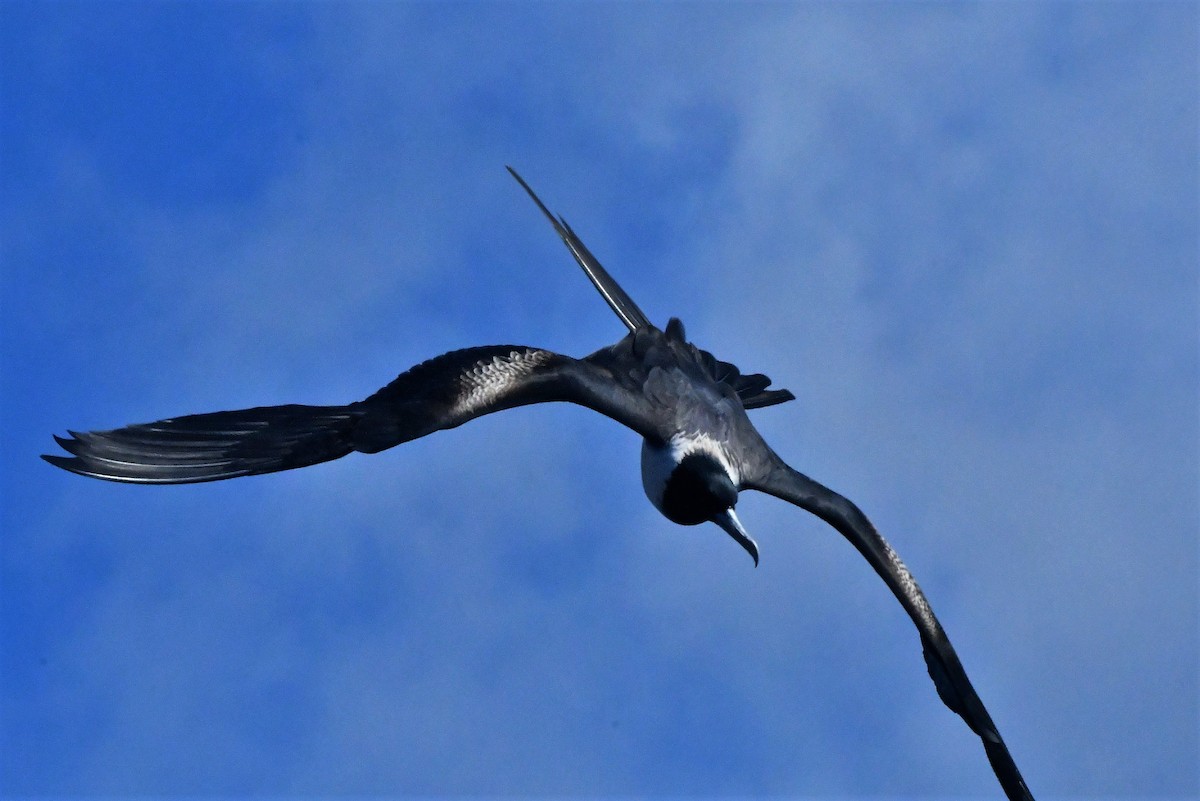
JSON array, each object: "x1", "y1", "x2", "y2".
[{"x1": 7, "y1": 2, "x2": 1195, "y2": 798}]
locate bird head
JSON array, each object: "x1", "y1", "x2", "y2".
[{"x1": 641, "y1": 442, "x2": 760, "y2": 566}]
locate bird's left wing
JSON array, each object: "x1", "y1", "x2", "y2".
[
  {"x1": 743, "y1": 455, "x2": 1034, "y2": 801},
  {"x1": 355, "y1": 344, "x2": 663, "y2": 449},
  {"x1": 44, "y1": 345, "x2": 663, "y2": 484}
]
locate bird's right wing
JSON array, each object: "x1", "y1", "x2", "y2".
[
  {"x1": 743, "y1": 456, "x2": 1034, "y2": 801},
  {"x1": 508, "y1": 167, "x2": 653, "y2": 333},
  {"x1": 44, "y1": 345, "x2": 663, "y2": 484}
]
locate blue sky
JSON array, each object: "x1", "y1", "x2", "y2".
[{"x1": 2, "y1": 3, "x2": 1196, "y2": 798}]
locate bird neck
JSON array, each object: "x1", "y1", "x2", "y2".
[{"x1": 641, "y1": 436, "x2": 739, "y2": 526}]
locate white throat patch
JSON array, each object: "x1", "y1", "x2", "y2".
[{"x1": 640, "y1": 432, "x2": 740, "y2": 511}]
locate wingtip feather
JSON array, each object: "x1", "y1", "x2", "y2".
[{"x1": 41, "y1": 453, "x2": 71, "y2": 470}]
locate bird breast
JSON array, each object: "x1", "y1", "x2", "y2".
[{"x1": 640, "y1": 433, "x2": 741, "y2": 520}]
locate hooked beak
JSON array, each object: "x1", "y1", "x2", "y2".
[{"x1": 714, "y1": 509, "x2": 759, "y2": 567}]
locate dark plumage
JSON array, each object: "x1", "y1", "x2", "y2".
[{"x1": 44, "y1": 167, "x2": 1033, "y2": 800}]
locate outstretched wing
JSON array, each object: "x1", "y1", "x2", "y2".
[
  {"x1": 44, "y1": 345, "x2": 662, "y2": 484},
  {"x1": 508, "y1": 166, "x2": 653, "y2": 333},
  {"x1": 44, "y1": 405, "x2": 362, "y2": 484},
  {"x1": 744, "y1": 456, "x2": 1034, "y2": 801}
]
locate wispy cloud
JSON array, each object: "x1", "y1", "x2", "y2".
[{"x1": 3, "y1": 2, "x2": 1195, "y2": 797}]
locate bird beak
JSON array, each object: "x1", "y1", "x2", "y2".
[{"x1": 714, "y1": 509, "x2": 759, "y2": 567}]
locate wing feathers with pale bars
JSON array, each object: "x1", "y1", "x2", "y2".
[
  {"x1": 744, "y1": 457, "x2": 1033, "y2": 801},
  {"x1": 44, "y1": 345, "x2": 660, "y2": 484}
]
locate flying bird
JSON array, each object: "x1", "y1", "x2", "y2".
[{"x1": 45, "y1": 167, "x2": 1034, "y2": 800}]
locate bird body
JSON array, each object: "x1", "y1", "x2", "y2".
[{"x1": 44, "y1": 167, "x2": 1034, "y2": 801}]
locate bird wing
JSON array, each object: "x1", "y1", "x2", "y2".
[
  {"x1": 663, "y1": 318, "x2": 795, "y2": 410},
  {"x1": 44, "y1": 345, "x2": 662, "y2": 484},
  {"x1": 44, "y1": 405, "x2": 362, "y2": 484},
  {"x1": 742, "y1": 455, "x2": 1034, "y2": 801},
  {"x1": 507, "y1": 166, "x2": 653, "y2": 333}
]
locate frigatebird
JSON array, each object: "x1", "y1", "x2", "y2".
[{"x1": 44, "y1": 167, "x2": 1034, "y2": 800}]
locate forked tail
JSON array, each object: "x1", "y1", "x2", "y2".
[{"x1": 507, "y1": 166, "x2": 652, "y2": 332}]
